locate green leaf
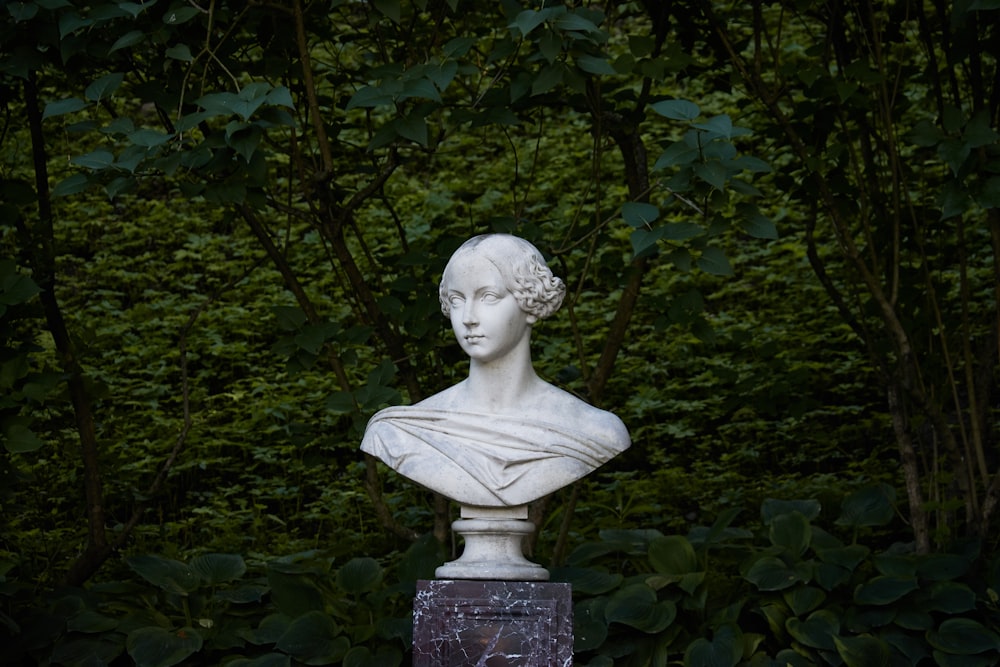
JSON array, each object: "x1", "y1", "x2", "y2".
[
  {"x1": 394, "y1": 115, "x2": 428, "y2": 146},
  {"x1": 837, "y1": 484, "x2": 894, "y2": 528},
  {"x1": 226, "y1": 654, "x2": 291, "y2": 667},
  {"x1": 336, "y1": 557, "x2": 383, "y2": 594},
  {"x1": 684, "y1": 625, "x2": 742, "y2": 667},
  {"x1": 694, "y1": 161, "x2": 729, "y2": 189},
  {"x1": 921, "y1": 581, "x2": 977, "y2": 613},
  {"x1": 373, "y1": 0, "x2": 400, "y2": 23},
  {"x1": 109, "y1": 30, "x2": 145, "y2": 53},
  {"x1": 52, "y1": 174, "x2": 91, "y2": 197},
  {"x1": 762, "y1": 498, "x2": 821, "y2": 523},
  {"x1": 129, "y1": 129, "x2": 171, "y2": 148},
  {"x1": 745, "y1": 555, "x2": 803, "y2": 591},
  {"x1": 853, "y1": 575, "x2": 918, "y2": 605},
  {"x1": 43, "y1": 98, "x2": 87, "y2": 119},
  {"x1": 834, "y1": 635, "x2": 891, "y2": 667},
  {"x1": 549, "y1": 567, "x2": 622, "y2": 595},
  {"x1": 190, "y1": 554, "x2": 246, "y2": 584},
  {"x1": 531, "y1": 62, "x2": 564, "y2": 95},
  {"x1": 275, "y1": 611, "x2": 348, "y2": 662},
  {"x1": 165, "y1": 44, "x2": 194, "y2": 61},
  {"x1": 693, "y1": 114, "x2": 735, "y2": 139},
  {"x1": 770, "y1": 511, "x2": 811, "y2": 557},
  {"x1": 783, "y1": 585, "x2": 826, "y2": 616},
  {"x1": 8, "y1": 2, "x2": 38, "y2": 21},
  {"x1": 3, "y1": 424, "x2": 45, "y2": 453},
  {"x1": 126, "y1": 627, "x2": 202, "y2": 667},
  {"x1": 128, "y1": 555, "x2": 200, "y2": 594},
  {"x1": 163, "y1": 6, "x2": 201, "y2": 24},
  {"x1": 651, "y1": 99, "x2": 700, "y2": 121},
  {"x1": 604, "y1": 584, "x2": 675, "y2": 633},
  {"x1": 554, "y1": 12, "x2": 601, "y2": 33},
  {"x1": 786, "y1": 609, "x2": 839, "y2": 650},
  {"x1": 267, "y1": 567, "x2": 324, "y2": 617},
  {"x1": 85, "y1": 73, "x2": 124, "y2": 102},
  {"x1": 511, "y1": 9, "x2": 548, "y2": 37},
  {"x1": 697, "y1": 246, "x2": 732, "y2": 276},
  {"x1": 621, "y1": 201, "x2": 659, "y2": 228},
  {"x1": 648, "y1": 535, "x2": 698, "y2": 577},
  {"x1": 71, "y1": 150, "x2": 115, "y2": 171},
  {"x1": 575, "y1": 54, "x2": 616, "y2": 75}
]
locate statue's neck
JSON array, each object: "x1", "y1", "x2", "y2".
[{"x1": 464, "y1": 348, "x2": 540, "y2": 414}]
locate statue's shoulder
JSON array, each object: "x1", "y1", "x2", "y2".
[{"x1": 533, "y1": 384, "x2": 630, "y2": 448}]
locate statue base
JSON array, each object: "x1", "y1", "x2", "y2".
[
  {"x1": 412, "y1": 579, "x2": 573, "y2": 666},
  {"x1": 435, "y1": 505, "x2": 548, "y2": 581}
]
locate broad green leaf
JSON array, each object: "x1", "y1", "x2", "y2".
[
  {"x1": 762, "y1": 499, "x2": 821, "y2": 523},
  {"x1": 511, "y1": 9, "x2": 548, "y2": 37},
  {"x1": 373, "y1": 0, "x2": 400, "y2": 23},
  {"x1": 129, "y1": 129, "x2": 171, "y2": 148},
  {"x1": 165, "y1": 44, "x2": 194, "y2": 61},
  {"x1": 833, "y1": 635, "x2": 891, "y2": 667},
  {"x1": 621, "y1": 201, "x2": 659, "y2": 228},
  {"x1": 694, "y1": 161, "x2": 729, "y2": 189},
  {"x1": 85, "y1": 73, "x2": 124, "y2": 102},
  {"x1": 837, "y1": 484, "x2": 894, "y2": 528},
  {"x1": 8, "y1": 2, "x2": 38, "y2": 21},
  {"x1": 394, "y1": 115, "x2": 428, "y2": 146},
  {"x1": 118, "y1": 2, "x2": 151, "y2": 18},
  {"x1": 52, "y1": 174, "x2": 91, "y2": 197},
  {"x1": 921, "y1": 581, "x2": 977, "y2": 613},
  {"x1": 653, "y1": 140, "x2": 699, "y2": 170},
  {"x1": 346, "y1": 85, "x2": 396, "y2": 110},
  {"x1": 163, "y1": 6, "x2": 201, "y2": 24},
  {"x1": 741, "y1": 208, "x2": 778, "y2": 239},
  {"x1": 630, "y1": 227, "x2": 665, "y2": 257},
  {"x1": 651, "y1": 99, "x2": 700, "y2": 120},
  {"x1": 554, "y1": 13, "x2": 601, "y2": 33},
  {"x1": 786, "y1": 610, "x2": 839, "y2": 650},
  {"x1": 573, "y1": 598, "x2": 608, "y2": 652},
  {"x1": 604, "y1": 584, "x2": 675, "y2": 633},
  {"x1": 697, "y1": 246, "x2": 733, "y2": 276},
  {"x1": 539, "y1": 29, "x2": 561, "y2": 64},
  {"x1": 648, "y1": 535, "x2": 698, "y2": 577},
  {"x1": 225, "y1": 654, "x2": 290, "y2": 667},
  {"x1": 531, "y1": 62, "x2": 564, "y2": 95},
  {"x1": 745, "y1": 555, "x2": 803, "y2": 591},
  {"x1": 769, "y1": 511, "x2": 811, "y2": 556},
  {"x1": 43, "y1": 98, "x2": 87, "y2": 119},
  {"x1": 190, "y1": 554, "x2": 246, "y2": 584},
  {"x1": 266, "y1": 86, "x2": 295, "y2": 109},
  {"x1": 853, "y1": 575, "x2": 918, "y2": 605},
  {"x1": 267, "y1": 567, "x2": 323, "y2": 617},
  {"x1": 71, "y1": 150, "x2": 115, "y2": 170},
  {"x1": 684, "y1": 625, "x2": 742, "y2": 667},
  {"x1": 575, "y1": 54, "x2": 616, "y2": 75},
  {"x1": 549, "y1": 567, "x2": 622, "y2": 595},
  {"x1": 126, "y1": 627, "x2": 202, "y2": 667},
  {"x1": 275, "y1": 611, "x2": 348, "y2": 661},
  {"x1": 59, "y1": 11, "x2": 92, "y2": 37},
  {"x1": 693, "y1": 114, "x2": 734, "y2": 139},
  {"x1": 110, "y1": 30, "x2": 145, "y2": 53},
  {"x1": 783, "y1": 585, "x2": 826, "y2": 616},
  {"x1": 336, "y1": 557, "x2": 382, "y2": 594},
  {"x1": 3, "y1": 424, "x2": 45, "y2": 453},
  {"x1": 127, "y1": 555, "x2": 199, "y2": 594}
]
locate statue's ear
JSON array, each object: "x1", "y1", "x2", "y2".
[{"x1": 526, "y1": 313, "x2": 538, "y2": 325}]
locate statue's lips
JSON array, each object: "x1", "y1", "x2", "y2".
[{"x1": 464, "y1": 334, "x2": 485, "y2": 343}]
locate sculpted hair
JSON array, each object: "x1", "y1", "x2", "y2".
[{"x1": 439, "y1": 234, "x2": 566, "y2": 320}]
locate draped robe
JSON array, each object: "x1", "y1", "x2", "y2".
[{"x1": 361, "y1": 406, "x2": 628, "y2": 507}]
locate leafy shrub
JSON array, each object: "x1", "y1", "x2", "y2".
[{"x1": 4, "y1": 485, "x2": 999, "y2": 666}]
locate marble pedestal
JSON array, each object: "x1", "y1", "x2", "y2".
[
  {"x1": 412, "y1": 579, "x2": 573, "y2": 667},
  {"x1": 435, "y1": 505, "x2": 548, "y2": 581}
]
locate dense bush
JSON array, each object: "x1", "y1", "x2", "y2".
[{"x1": 4, "y1": 487, "x2": 998, "y2": 666}]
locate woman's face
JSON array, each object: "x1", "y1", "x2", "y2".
[{"x1": 443, "y1": 251, "x2": 536, "y2": 364}]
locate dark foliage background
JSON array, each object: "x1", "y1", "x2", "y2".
[{"x1": 1, "y1": 0, "x2": 999, "y2": 664}]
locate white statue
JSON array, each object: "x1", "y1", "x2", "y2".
[{"x1": 360, "y1": 234, "x2": 630, "y2": 579}]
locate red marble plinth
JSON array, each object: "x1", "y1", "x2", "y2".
[{"x1": 412, "y1": 579, "x2": 573, "y2": 667}]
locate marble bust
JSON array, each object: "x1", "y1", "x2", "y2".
[{"x1": 361, "y1": 234, "x2": 630, "y2": 508}]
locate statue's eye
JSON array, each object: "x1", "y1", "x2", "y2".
[
  {"x1": 481, "y1": 292, "x2": 501, "y2": 303},
  {"x1": 449, "y1": 295, "x2": 464, "y2": 306}
]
